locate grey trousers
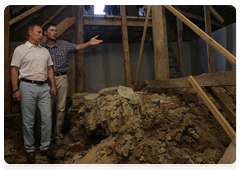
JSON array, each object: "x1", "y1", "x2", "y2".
[{"x1": 20, "y1": 81, "x2": 52, "y2": 153}]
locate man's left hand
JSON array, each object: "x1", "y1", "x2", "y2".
[{"x1": 89, "y1": 35, "x2": 103, "y2": 46}]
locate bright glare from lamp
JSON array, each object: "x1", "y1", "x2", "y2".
[{"x1": 94, "y1": 5, "x2": 105, "y2": 15}]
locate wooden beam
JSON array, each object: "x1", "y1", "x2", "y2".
[
  {"x1": 152, "y1": 5, "x2": 169, "y2": 80},
  {"x1": 121, "y1": 5, "x2": 132, "y2": 87},
  {"x1": 204, "y1": 5, "x2": 215, "y2": 73},
  {"x1": 209, "y1": 5, "x2": 225, "y2": 24},
  {"x1": 41, "y1": 5, "x2": 68, "y2": 28},
  {"x1": 11, "y1": 5, "x2": 25, "y2": 14},
  {"x1": 179, "y1": 9, "x2": 222, "y2": 27},
  {"x1": 13, "y1": 13, "x2": 39, "y2": 32},
  {"x1": 83, "y1": 15, "x2": 152, "y2": 27},
  {"x1": 218, "y1": 137, "x2": 236, "y2": 164},
  {"x1": 138, "y1": 71, "x2": 236, "y2": 88},
  {"x1": 134, "y1": 5, "x2": 152, "y2": 90},
  {"x1": 164, "y1": 5, "x2": 236, "y2": 67},
  {"x1": 4, "y1": 6, "x2": 11, "y2": 115},
  {"x1": 188, "y1": 75, "x2": 235, "y2": 140},
  {"x1": 177, "y1": 6, "x2": 185, "y2": 77},
  {"x1": 205, "y1": 87, "x2": 236, "y2": 124},
  {"x1": 71, "y1": 5, "x2": 76, "y2": 96},
  {"x1": 9, "y1": 5, "x2": 45, "y2": 25},
  {"x1": 56, "y1": 17, "x2": 76, "y2": 37},
  {"x1": 76, "y1": 6, "x2": 85, "y2": 92},
  {"x1": 135, "y1": 81, "x2": 148, "y2": 92},
  {"x1": 84, "y1": 14, "x2": 152, "y2": 20}
]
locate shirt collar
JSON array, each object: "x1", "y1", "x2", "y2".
[
  {"x1": 45, "y1": 40, "x2": 59, "y2": 48},
  {"x1": 26, "y1": 41, "x2": 42, "y2": 49}
]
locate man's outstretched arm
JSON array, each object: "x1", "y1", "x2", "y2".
[{"x1": 75, "y1": 35, "x2": 103, "y2": 51}]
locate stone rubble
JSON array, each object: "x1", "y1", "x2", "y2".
[{"x1": 4, "y1": 86, "x2": 236, "y2": 164}]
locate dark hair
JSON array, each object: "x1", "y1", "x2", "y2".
[{"x1": 42, "y1": 23, "x2": 57, "y2": 34}]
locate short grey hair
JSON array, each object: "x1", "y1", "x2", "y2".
[{"x1": 26, "y1": 25, "x2": 37, "y2": 40}]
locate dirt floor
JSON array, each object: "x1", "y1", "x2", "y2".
[{"x1": 4, "y1": 85, "x2": 236, "y2": 164}]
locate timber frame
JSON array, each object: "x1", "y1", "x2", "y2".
[{"x1": 4, "y1": 5, "x2": 236, "y2": 163}]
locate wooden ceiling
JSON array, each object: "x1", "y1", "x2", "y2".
[{"x1": 8, "y1": 5, "x2": 236, "y2": 43}]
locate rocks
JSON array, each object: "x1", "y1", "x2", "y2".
[
  {"x1": 55, "y1": 148, "x2": 65, "y2": 159},
  {"x1": 84, "y1": 93, "x2": 100, "y2": 110},
  {"x1": 118, "y1": 85, "x2": 140, "y2": 101},
  {"x1": 4, "y1": 147, "x2": 13, "y2": 157},
  {"x1": 4, "y1": 86, "x2": 236, "y2": 164},
  {"x1": 98, "y1": 87, "x2": 118, "y2": 96}
]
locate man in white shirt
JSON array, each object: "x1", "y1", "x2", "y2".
[{"x1": 11, "y1": 25, "x2": 57, "y2": 164}]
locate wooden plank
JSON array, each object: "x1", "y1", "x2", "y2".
[
  {"x1": 71, "y1": 5, "x2": 76, "y2": 96},
  {"x1": 84, "y1": 17, "x2": 152, "y2": 27},
  {"x1": 41, "y1": 5, "x2": 68, "y2": 28},
  {"x1": 218, "y1": 137, "x2": 236, "y2": 164},
  {"x1": 140, "y1": 71, "x2": 236, "y2": 88},
  {"x1": 209, "y1": 5, "x2": 225, "y2": 24},
  {"x1": 177, "y1": 6, "x2": 185, "y2": 77},
  {"x1": 164, "y1": 5, "x2": 236, "y2": 67},
  {"x1": 121, "y1": 5, "x2": 132, "y2": 87},
  {"x1": 14, "y1": 13, "x2": 39, "y2": 32},
  {"x1": 205, "y1": 87, "x2": 236, "y2": 124},
  {"x1": 134, "y1": 5, "x2": 152, "y2": 89},
  {"x1": 152, "y1": 5, "x2": 169, "y2": 80},
  {"x1": 135, "y1": 81, "x2": 148, "y2": 91},
  {"x1": 4, "y1": 6, "x2": 11, "y2": 115},
  {"x1": 56, "y1": 17, "x2": 76, "y2": 38},
  {"x1": 9, "y1": 5, "x2": 45, "y2": 25},
  {"x1": 179, "y1": 9, "x2": 222, "y2": 27},
  {"x1": 11, "y1": 5, "x2": 25, "y2": 14},
  {"x1": 76, "y1": 6, "x2": 85, "y2": 92},
  {"x1": 188, "y1": 75, "x2": 236, "y2": 140},
  {"x1": 204, "y1": 5, "x2": 215, "y2": 73},
  {"x1": 84, "y1": 15, "x2": 152, "y2": 20}
]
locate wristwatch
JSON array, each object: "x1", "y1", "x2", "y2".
[{"x1": 12, "y1": 89, "x2": 19, "y2": 94}]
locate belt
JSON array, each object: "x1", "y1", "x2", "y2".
[
  {"x1": 21, "y1": 78, "x2": 47, "y2": 85},
  {"x1": 54, "y1": 72, "x2": 67, "y2": 76}
]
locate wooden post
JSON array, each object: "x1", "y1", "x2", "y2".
[
  {"x1": 76, "y1": 5, "x2": 85, "y2": 92},
  {"x1": 134, "y1": 5, "x2": 152, "y2": 89},
  {"x1": 152, "y1": 5, "x2": 169, "y2": 80},
  {"x1": 188, "y1": 75, "x2": 236, "y2": 140},
  {"x1": 204, "y1": 5, "x2": 215, "y2": 73},
  {"x1": 4, "y1": 6, "x2": 10, "y2": 115},
  {"x1": 71, "y1": 5, "x2": 76, "y2": 96},
  {"x1": 164, "y1": 5, "x2": 236, "y2": 67},
  {"x1": 121, "y1": 5, "x2": 132, "y2": 87},
  {"x1": 177, "y1": 6, "x2": 185, "y2": 77}
]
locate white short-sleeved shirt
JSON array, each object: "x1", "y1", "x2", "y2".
[{"x1": 11, "y1": 41, "x2": 53, "y2": 81}]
